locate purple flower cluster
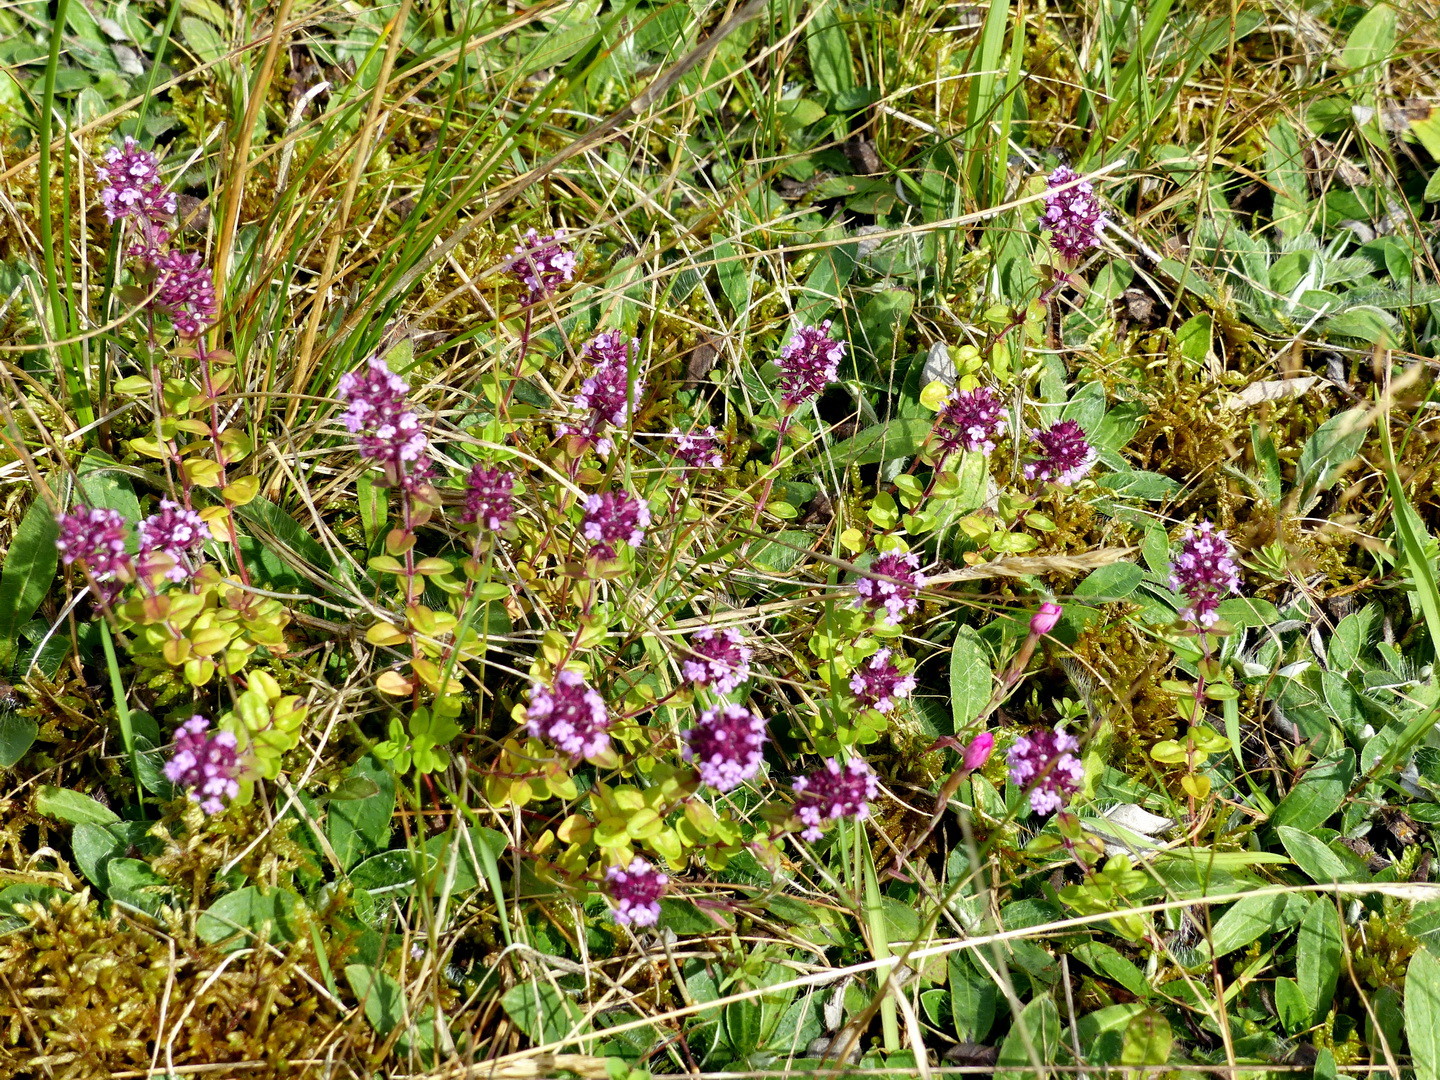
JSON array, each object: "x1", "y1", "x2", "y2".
[
  {"x1": 777, "y1": 321, "x2": 845, "y2": 408},
  {"x1": 56, "y1": 506, "x2": 133, "y2": 601},
  {"x1": 682, "y1": 703, "x2": 767, "y2": 792},
  {"x1": 605, "y1": 857, "x2": 668, "y2": 927},
  {"x1": 97, "y1": 137, "x2": 175, "y2": 227},
  {"x1": 848, "y1": 648, "x2": 916, "y2": 713},
  {"x1": 460, "y1": 465, "x2": 516, "y2": 532},
  {"x1": 150, "y1": 250, "x2": 218, "y2": 339},
  {"x1": 681, "y1": 627, "x2": 752, "y2": 695},
  {"x1": 1007, "y1": 725, "x2": 1084, "y2": 816},
  {"x1": 512, "y1": 229, "x2": 578, "y2": 299},
  {"x1": 853, "y1": 550, "x2": 926, "y2": 626},
  {"x1": 1169, "y1": 522, "x2": 1241, "y2": 629},
  {"x1": 791, "y1": 758, "x2": 877, "y2": 841},
  {"x1": 560, "y1": 331, "x2": 644, "y2": 455},
  {"x1": 526, "y1": 670, "x2": 611, "y2": 760},
  {"x1": 1041, "y1": 166, "x2": 1107, "y2": 262},
  {"x1": 164, "y1": 715, "x2": 242, "y2": 815},
  {"x1": 583, "y1": 490, "x2": 650, "y2": 559},
  {"x1": 138, "y1": 499, "x2": 210, "y2": 582},
  {"x1": 1024, "y1": 421, "x2": 1097, "y2": 486},
  {"x1": 337, "y1": 357, "x2": 431, "y2": 490},
  {"x1": 935, "y1": 387, "x2": 1007, "y2": 456},
  {"x1": 672, "y1": 426, "x2": 724, "y2": 470}
]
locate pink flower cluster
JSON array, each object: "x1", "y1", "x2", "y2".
[
  {"x1": 138, "y1": 499, "x2": 210, "y2": 582},
  {"x1": 583, "y1": 489, "x2": 650, "y2": 559},
  {"x1": 848, "y1": 648, "x2": 916, "y2": 713},
  {"x1": 682, "y1": 627, "x2": 752, "y2": 695},
  {"x1": 682, "y1": 703, "x2": 767, "y2": 792},
  {"x1": 560, "y1": 331, "x2": 644, "y2": 455},
  {"x1": 164, "y1": 715, "x2": 242, "y2": 815},
  {"x1": 605, "y1": 857, "x2": 668, "y2": 927},
  {"x1": 1007, "y1": 725, "x2": 1084, "y2": 815},
  {"x1": 56, "y1": 506, "x2": 133, "y2": 602},
  {"x1": 1169, "y1": 522, "x2": 1241, "y2": 628},
  {"x1": 96, "y1": 138, "x2": 215, "y2": 338},
  {"x1": 777, "y1": 321, "x2": 845, "y2": 408},
  {"x1": 511, "y1": 229, "x2": 578, "y2": 299},
  {"x1": 526, "y1": 670, "x2": 611, "y2": 760},
  {"x1": 1041, "y1": 166, "x2": 1107, "y2": 262},
  {"x1": 337, "y1": 357, "x2": 431, "y2": 490},
  {"x1": 791, "y1": 758, "x2": 877, "y2": 840},
  {"x1": 853, "y1": 550, "x2": 926, "y2": 626},
  {"x1": 1025, "y1": 421, "x2": 1097, "y2": 486},
  {"x1": 935, "y1": 387, "x2": 1007, "y2": 456},
  {"x1": 460, "y1": 465, "x2": 516, "y2": 532},
  {"x1": 672, "y1": 426, "x2": 724, "y2": 470}
]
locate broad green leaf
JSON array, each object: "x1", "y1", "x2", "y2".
[
  {"x1": 1275, "y1": 976, "x2": 1310, "y2": 1033},
  {"x1": 1075, "y1": 562, "x2": 1145, "y2": 603},
  {"x1": 0, "y1": 498, "x2": 59, "y2": 668},
  {"x1": 327, "y1": 755, "x2": 395, "y2": 870},
  {"x1": 198, "y1": 886, "x2": 301, "y2": 950},
  {"x1": 996, "y1": 994, "x2": 1059, "y2": 1080},
  {"x1": 826, "y1": 419, "x2": 931, "y2": 466},
  {"x1": 1265, "y1": 119, "x2": 1309, "y2": 237},
  {"x1": 1298, "y1": 898, "x2": 1343, "y2": 1024},
  {"x1": 1277, "y1": 826, "x2": 1361, "y2": 884},
  {"x1": 949, "y1": 953, "x2": 997, "y2": 1042},
  {"x1": 805, "y1": 0, "x2": 856, "y2": 103},
  {"x1": 1270, "y1": 750, "x2": 1353, "y2": 832},
  {"x1": 104, "y1": 858, "x2": 170, "y2": 915},
  {"x1": 1407, "y1": 948, "x2": 1440, "y2": 1080},
  {"x1": 1340, "y1": 2, "x2": 1395, "y2": 72},
  {"x1": 1070, "y1": 941, "x2": 1148, "y2": 998},
  {"x1": 949, "y1": 625, "x2": 991, "y2": 732},
  {"x1": 724, "y1": 996, "x2": 763, "y2": 1056},
  {"x1": 346, "y1": 963, "x2": 405, "y2": 1037},
  {"x1": 0, "y1": 711, "x2": 38, "y2": 769},
  {"x1": 501, "y1": 980, "x2": 585, "y2": 1044},
  {"x1": 1120, "y1": 1009, "x2": 1172, "y2": 1067},
  {"x1": 714, "y1": 240, "x2": 751, "y2": 315},
  {"x1": 794, "y1": 230, "x2": 856, "y2": 326},
  {"x1": 1205, "y1": 892, "x2": 1290, "y2": 957},
  {"x1": 77, "y1": 449, "x2": 142, "y2": 522},
  {"x1": 1295, "y1": 409, "x2": 1369, "y2": 512},
  {"x1": 34, "y1": 785, "x2": 119, "y2": 825}
]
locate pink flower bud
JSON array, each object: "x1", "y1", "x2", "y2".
[
  {"x1": 1030, "y1": 602, "x2": 1063, "y2": 636},
  {"x1": 962, "y1": 732, "x2": 995, "y2": 771}
]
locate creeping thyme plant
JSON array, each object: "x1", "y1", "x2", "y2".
[{"x1": 5, "y1": 1, "x2": 1440, "y2": 1075}]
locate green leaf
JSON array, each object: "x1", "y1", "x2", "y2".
[
  {"x1": 826, "y1": 419, "x2": 932, "y2": 467},
  {"x1": 104, "y1": 858, "x2": 170, "y2": 915},
  {"x1": 1295, "y1": 409, "x2": 1369, "y2": 512},
  {"x1": 1074, "y1": 562, "x2": 1145, "y2": 603},
  {"x1": 346, "y1": 963, "x2": 405, "y2": 1038},
  {"x1": 1206, "y1": 892, "x2": 1291, "y2": 957},
  {"x1": 1093, "y1": 470, "x2": 1181, "y2": 500},
  {"x1": 1265, "y1": 119, "x2": 1310, "y2": 237},
  {"x1": 1339, "y1": 2, "x2": 1396, "y2": 72},
  {"x1": 235, "y1": 495, "x2": 334, "y2": 577},
  {"x1": 1407, "y1": 949, "x2": 1440, "y2": 1080},
  {"x1": 949, "y1": 625, "x2": 991, "y2": 732},
  {"x1": 501, "y1": 980, "x2": 585, "y2": 1044},
  {"x1": 0, "y1": 498, "x2": 59, "y2": 668},
  {"x1": 1120, "y1": 1009, "x2": 1172, "y2": 1067},
  {"x1": 714, "y1": 240, "x2": 751, "y2": 316},
  {"x1": 180, "y1": 15, "x2": 227, "y2": 64},
  {"x1": 34, "y1": 785, "x2": 119, "y2": 825},
  {"x1": 0, "y1": 711, "x2": 38, "y2": 769},
  {"x1": 724, "y1": 996, "x2": 764, "y2": 1056},
  {"x1": 1070, "y1": 941, "x2": 1148, "y2": 998},
  {"x1": 327, "y1": 756, "x2": 395, "y2": 870},
  {"x1": 1275, "y1": 976, "x2": 1310, "y2": 1033},
  {"x1": 1297, "y1": 898, "x2": 1343, "y2": 1024},
  {"x1": 1270, "y1": 750, "x2": 1353, "y2": 832},
  {"x1": 794, "y1": 229, "x2": 856, "y2": 326},
  {"x1": 949, "y1": 953, "x2": 997, "y2": 1042},
  {"x1": 996, "y1": 994, "x2": 1059, "y2": 1080},
  {"x1": 805, "y1": 0, "x2": 856, "y2": 103},
  {"x1": 1277, "y1": 826, "x2": 1362, "y2": 884},
  {"x1": 197, "y1": 886, "x2": 301, "y2": 950},
  {"x1": 77, "y1": 449, "x2": 142, "y2": 522}
]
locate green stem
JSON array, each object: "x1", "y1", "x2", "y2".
[
  {"x1": 858, "y1": 822, "x2": 900, "y2": 1052},
  {"x1": 99, "y1": 620, "x2": 143, "y2": 810}
]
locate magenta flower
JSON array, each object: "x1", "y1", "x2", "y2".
[
  {"x1": 526, "y1": 670, "x2": 611, "y2": 760},
  {"x1": 935, "y1": 387, "x2": 1007, "y2": 457},
  {"x1": 777, "y1": 321, "x2": 845, "y2": 408},
  {"x1": 1169, "y1": 522, "x2": 1241, "y2": 629},
  {"x1": 138, "y1": 499, "x2": 210, "y2": 582},
  {"x1": 681, "y1": 627, "x2": 752, "y2": 695},
  {"x1": 681, "y1": 703, "x2": 767, "y2": 792},
  {"x1": 791, "y1": 758, "x2": 878, "y2": 841},
  {"x1": 511, "y1": 229, "x2": 578, "y2": 299},
  {"x1": 559, "y1": 331, "x2": 643, "y2": 454},
  {"x1": 962, "y1": 732, "x2": 995, "y2": 771},
  {"x1": 55, "y1": 506, "x2": 133, "y2": 601},
  {"x1": 460, "y1": 465, "x2": 516, "y2": 532},
  {"x1": 1041, "y1": 166, "x2": 1107, "y2": 262},
  {"x1": 1024, "y1": 421, "x2": 1097, "y2": 486},
  {"x1": 582, "y1": 489, "x2": 650, "y2": 559},
  {"x1": 672, "y1": 426, "x2": 724, "y2": 470},
  {"x1": 97, "y1": 137, "x2": 176, "y2": 226},
  {"x1": 605, "y1": 857, "x2": 668, "y2": 927},
  {"x1": 337, "y1": 357, "x2": 431, "y2": 489},
  {"x1": 1007, "y1": 725, "x2": 1084, "y2": 815},
  {"x1": 848, "y1": 648, "x2": 916, "y2": 713},
  {"x1": 853, "y1": 550, "x2": 927, "y2": 627},
  {"x1": 1030, "y1": 602, "x2": 1063, "y2": 636},
  {"x1": 164, "y1": 715, "x2": 241, "y2": 815},
  {"x1": 150, "y1": 250, "x2": 217, "y2": 338}
]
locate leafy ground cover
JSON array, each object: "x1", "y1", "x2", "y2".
[{"x1": 2, "y1": 0, "x2": 1440, "y2": 1075}]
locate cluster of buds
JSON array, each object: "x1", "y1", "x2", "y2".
[
  {"x1": 604, "y1": 857, "x2": 668, "y2": 926},
  {"x1": 1041, "y1": 166, "x2": 1107, "y2": 262},
  {"x1": 1025, "y1": 421, "x2": 1097, "y2": 487},
  {"x1": 526, "y1": 670, "x2": 612, "y2": 760},
  {"x1": 337, "y1": 357, "x2": 432, "y2": 492},
  {"x1": 511, "y1": 229, "x2": 578, "y2": 300},
  {"x1": 853, "y1": 550, "x2": 927, "y2": 627},
  {"x1": 559, "y1": 331, "x2": 645, "y2": 455},
  {"x1": 1169, "y1": 522, "x2": 1241, "y2": 629},
  {"x1": 1007, "y1": 725, "x2": 1084, "y2": 815},
  {"x1": 164, "y1": 715, "x2": 242, "y2": 815},
  {"x1": 97, "y1": 138, "x2": 216, "y2": 338},
  {"x1": 777, "y1": 322, "x2": 845, "y2": 409}
]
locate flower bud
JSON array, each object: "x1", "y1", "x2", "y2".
[
  {"x1": 962, "y1": 732, "x2": 995, "y2": 771},
  {"x1": 1030, "y1": 602, "x2": 1063, "y2": 636}
]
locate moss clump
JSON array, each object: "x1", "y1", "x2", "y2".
[{"x1": 1072, "y1": 617, "x2": 1175, "y2": 779}]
